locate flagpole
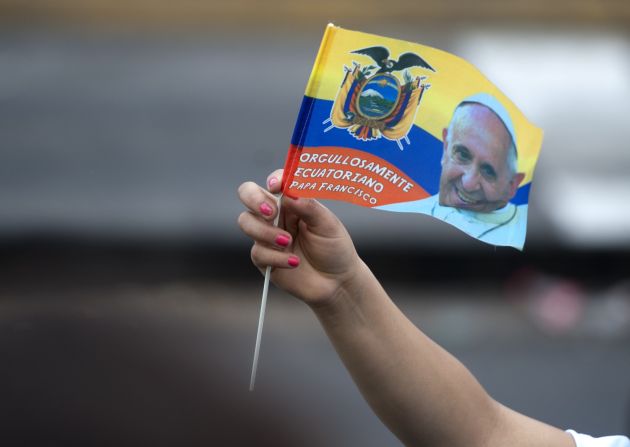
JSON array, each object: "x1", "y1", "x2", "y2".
[{"x1": 249, "y1": 195, "x2": 282, "y2": 391}]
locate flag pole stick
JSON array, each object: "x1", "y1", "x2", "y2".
[{"x1": 249, "y1": 196, "x2": 282, "y2": 391}]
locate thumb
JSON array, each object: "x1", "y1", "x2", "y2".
[{"x1": 281, "y1": 196, "x2": 342, "y2": 236}]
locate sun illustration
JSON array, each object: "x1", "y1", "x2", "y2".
[{"x1": 377, "y1": 78, "x2": 388, "y2": 87}]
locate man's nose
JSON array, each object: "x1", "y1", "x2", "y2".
[{"x1": 460, "y1": 167, "x2": 481, "y2": 191}]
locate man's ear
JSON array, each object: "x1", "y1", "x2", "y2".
[{"x1": 509, "y1": 172, "x2": 526, "y2": 197}]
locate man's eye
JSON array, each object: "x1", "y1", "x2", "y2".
[
  {"x1": 481, "y1": 165, "x2": 497, "y2": 181},
  {"x1": 452, "y1": 146, "x2": 471, "y2": 163}
]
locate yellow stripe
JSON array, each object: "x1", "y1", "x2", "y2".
[{"x1": 304, "y1": 24, "x2": 543, "y2": 184}]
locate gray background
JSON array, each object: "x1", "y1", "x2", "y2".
[{"x1": 1, "y1": 1, "x2": 629, "y2": 444}]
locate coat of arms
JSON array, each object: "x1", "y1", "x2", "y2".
[{"x1": 323, "y1": 46, "x2": 434, "y2": 150}]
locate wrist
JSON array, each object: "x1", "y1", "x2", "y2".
[{"x1": 309, "y1": 258, "x2": 375, "y2": 322}]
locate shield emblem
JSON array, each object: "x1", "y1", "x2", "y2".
[
  {"x1": 325, "y1": 64, "x2": 430, "y2": 149},
  {"x1": 356, "y1": 74, "x2": 400, "y2": 120}
]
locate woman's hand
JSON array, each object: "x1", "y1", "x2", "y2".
[{"x1": 237, "y1": 169, "x2": 362, "y2": 307}]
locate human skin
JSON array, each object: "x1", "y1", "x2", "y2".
[
  {"x1": 237, "y1": 169, "x2": 573, "y2": 447},
  {"x1": 439, "y1": 104, "x2": 525, "y2": 213}
]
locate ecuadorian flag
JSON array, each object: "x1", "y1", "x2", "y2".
[{"x1": 282, "y1": 24, "x2": 543, "y2": 250}]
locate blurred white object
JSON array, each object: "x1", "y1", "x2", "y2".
[{"x1": 457, "y1": 30, "x2": 630, "y2": 247}]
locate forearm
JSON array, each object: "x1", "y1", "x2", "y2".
[{"x1": 312, "y1": 260, "x2": 518, "y2": 447}]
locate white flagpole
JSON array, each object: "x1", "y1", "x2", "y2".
[{"x1": 249, "y1": 196, "x2": 282, "y2": 391}]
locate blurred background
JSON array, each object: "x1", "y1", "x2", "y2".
[{"x1": 1, "y1": 0, "x2": 629, "y2": 444}]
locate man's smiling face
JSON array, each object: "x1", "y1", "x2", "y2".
[{"x1": 439, "y1": 103, "x2": 524, "y2": 213}]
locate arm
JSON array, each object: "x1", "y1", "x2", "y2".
[{"x1": 237, "y1": 170, "x2": 574, "y2": 447}]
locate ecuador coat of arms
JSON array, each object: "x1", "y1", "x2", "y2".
[{"x1": 323, "y1": 46, "x2": 435, "y2": 150}]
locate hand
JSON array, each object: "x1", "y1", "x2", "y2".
[{"x1": 237, "y1": 169, "x2": 362, "y2": 307}]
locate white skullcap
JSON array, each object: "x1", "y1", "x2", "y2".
[{"x1": 459, "y1": 93, "x2": 517, "y2": 151}]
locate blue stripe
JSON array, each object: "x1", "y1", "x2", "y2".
[
  {"x1": 289, "y1": 96, "x2": 531, "y2": 204},
  {"x1": 290, "y1": 96, "x2": 317, "y2": 147}
]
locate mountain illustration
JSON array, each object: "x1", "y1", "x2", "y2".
[{"x1": 360, "y1": 89, "x2": 384, "y2": 99}]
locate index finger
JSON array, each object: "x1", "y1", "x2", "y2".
[{"x1": 237, "y1": 181, "x2": 279, "y2": 221}]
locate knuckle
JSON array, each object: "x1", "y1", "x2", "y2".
[
  {"x1": 303, "y1": 197, "x2": 319, "y2": 216},
  {"x1": 237, "y1": 181, "x2": 252, "y2": 195},
  {"x1": 238, "y1": 211, "x2": 269, "y2": 241},
  {"x1": 250, "y1": 244, "x2": 260, "y2": 264},
  {"x1": 237, "y1": 181, "x2": 259, "y2": 202},
  {"x1": 237, "y1": 182, "x2": 247, "y2": 198},
  {"x1": 237, "y1": 211, "x2": 249, "y2": 229}
]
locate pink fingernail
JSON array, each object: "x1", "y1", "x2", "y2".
[
  {"x1": 268, "y1": 177, "x2": 278, "y2": 187},
  {"x1": 260, "y1": 203, "x2": 273, "y2": 216},
  {"x1": 275, "y1": 234, "x2": 290, "y2": 247},
  {"x1": 288, "y1": 256, "x2": 300, "y2": 267}
]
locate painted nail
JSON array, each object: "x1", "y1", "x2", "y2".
[
  {"x1": 260, "y1": 202, "x2": 273, "y2": 216},
  {"x1": 275, "y1": 234, "x2": 290, "y2": 247},
  {"x1": 268, "y1": 177, "x2": 279, "y2": 188},
  {"x1": 288, "y1": 256, "x2": 300, "y2": 267}
]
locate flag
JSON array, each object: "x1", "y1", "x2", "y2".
[{"x1": 282, "y1": 24, "x2": 543, "y2": 250}]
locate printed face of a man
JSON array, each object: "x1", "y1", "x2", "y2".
[{"x1": 439, "y1": 104, "x2": 523, "y2": 213}]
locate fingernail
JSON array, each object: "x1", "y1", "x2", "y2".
[
  {"x1": 288, "y1": 256, "x2": 300, "y2": 267},
  {"x1": 275, "y1": 234, "x2": 290, "y2": 247},
  {"x1": 268, "y1": 177, "x2": 278, "y2": 187},
  {"x1": 260, "y1": 203, "x2": 273, "y2": 216}
]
